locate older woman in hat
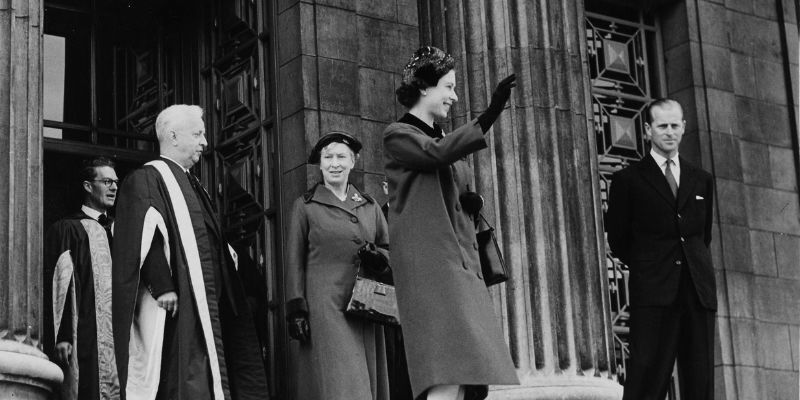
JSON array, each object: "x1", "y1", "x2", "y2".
[
  {"x1": 383, "y1": 46, "x2": 520, "y2": 400},
  {"x1": 285, "y1": 131, "x2": 391, "y2": 400}
]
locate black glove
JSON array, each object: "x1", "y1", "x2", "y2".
[
  {"x1": 478, "y1": 74, "x2": 517, "y2": 132},
  {"x1": 459, "y1": 192, "x2": 484, "y2": 216},
  {"x1": 287, "y1": 313, "x2": 310, "y2": 343},
  {"x1": 357, "y1": 242, "x2": 391, "y2": 280}
]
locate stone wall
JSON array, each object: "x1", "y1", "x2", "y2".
[
  {"x1": 275, "y1": 0, "x2": 419, "y2": 207},
  {"x1": 662, "y1": 0, "x2": 800, "y2": 398}
]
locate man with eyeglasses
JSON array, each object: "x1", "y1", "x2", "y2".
[
  {"x1": 43, "y1": 156, "x2": 120, "y2": 400},
  {"x1": 112, "y1": 104, "x2": 268, "y2": 400}
]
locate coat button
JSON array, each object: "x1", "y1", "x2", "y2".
[
  {"x1": 350, "y1": 216, "x2": 358, "y2": 223},
  {"x1": 677, "y1": 214, "x2": 682, "y2": 219},
  {"x1": 473, "y1": 242, "x2": 478, "y2": 250},
  {"x1": 455, "y1": 203, "x2": 461, "y2": 211},
  {"x1": 477, "y1": 271, "x2": 483, "y2": 280},
  {"x1": 462, "y1": 261, "x2": 468, "y2": 270},
  {"x1": 680, "y1": 237, "x2": 685, "y2": 242},
  {"x1": 675, "y1": 260, "x2": 682, "y2": 266}
]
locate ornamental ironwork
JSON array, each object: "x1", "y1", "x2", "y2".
[{"x1": 585, "y1": 5, "x2": 676, "y2": 397}]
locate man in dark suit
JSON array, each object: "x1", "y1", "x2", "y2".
[{"x1": 607, "y1": 98, "x2": 716, "y2": 400}]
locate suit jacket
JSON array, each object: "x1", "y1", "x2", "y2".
[{"x1": 606, "y1": 154, "x2": 716, "y2": 310}]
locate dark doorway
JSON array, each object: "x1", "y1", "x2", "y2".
[{"x1": 42, "y1": 0, "x2": 284, "y2": 397}]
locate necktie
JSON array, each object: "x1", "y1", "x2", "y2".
[
  {"x1": 186, "y1": 171, "x2": 207, "y2": 198},
  {"x1": 187, "y1": 171, "x2": 219, "y2": 214},
  {"x1": 97, "y1": 214, "x2": 113, "y2": 247},
  {"x1": 664, "y1": 159, "x2": 678, "y2": 198}
]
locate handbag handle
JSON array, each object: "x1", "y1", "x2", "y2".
[{"x1": 476, "y1": 212, "x2": 495, "y2": 232}]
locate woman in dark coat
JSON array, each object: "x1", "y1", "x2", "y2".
[
  {"x1": 285, "y1": 132, "x2": 390, "y2": 400},
  {"x1": 383, "y1": 46, "x2": 519, "y2": 400}
]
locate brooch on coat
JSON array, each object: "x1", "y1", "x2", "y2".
[{"x1": 351, "y1": 193, "x2": 363, "y2": 202}]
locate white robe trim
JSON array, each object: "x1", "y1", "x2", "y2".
[
  {"x1": 52, "y1": 250, "x2": 79, "y2": 400},
  {"x1": 79, "y1": 220, "x2": 120, "y2": 400},
  {"x1": 146, "y1": 160, "x2": 224, "y2": 400},
  {"x1": 126, "y1": 207, "x2": 169, "y2": 400}
]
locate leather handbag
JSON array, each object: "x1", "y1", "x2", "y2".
[
  {"x1": 345, "y1": 269, "x2": 400, "y2": 326},
  {"x1": 476, "y1": 213, "x2": 509, "y2": 286}
]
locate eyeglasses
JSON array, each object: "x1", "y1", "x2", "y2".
[{"x1": 90, "y1": 179, "x2": 119, "y2": 188}]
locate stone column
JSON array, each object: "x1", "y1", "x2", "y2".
[
  {"x1": 419, "y1": 0, "x2": 622, "y2": 398},
  {"x1": 0, "y1": 0, "x2": 63, "y2": 398}
]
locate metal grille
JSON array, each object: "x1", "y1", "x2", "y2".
[{"x1": 584, "y1": 4, "x2": 671, "y2": 393}]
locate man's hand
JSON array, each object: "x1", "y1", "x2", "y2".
[
  {"x1": 288, "y1": 314, "x2": 310, "y2": 343},
  {"x1": 156, "y1": 291, "x2": 179, "y2": 317},
  {"x1": 55, "y1": 341, "x2": 72, "y2": 365}
]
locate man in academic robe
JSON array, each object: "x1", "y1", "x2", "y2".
[
  {"x1": 606, "y1": 98, "x2": 716, "y2": 400},
  {"x1": 43, "y1": 157, "x2": 120, "y2": 400},
  {"x1": 112, "y1": 104, "x2": 268, "y2": 400}
]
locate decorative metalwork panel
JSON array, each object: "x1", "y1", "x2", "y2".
[
  {"x1": 586, "y1": 13, "x2": 652, "y2": 163},
  {"x1": 585, "y1": 5, "x2": 668, "y2": 393},
  {"x1": 204, "y1": 0, "x2": 281, "y2": 396}
]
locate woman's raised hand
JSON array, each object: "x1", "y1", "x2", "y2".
[
  {"x1": 478, "y1": 73, "x2": 517, "y2": 133},
  {"x1": 488, "y1": 74, "x2": 517, "y2": 113}
]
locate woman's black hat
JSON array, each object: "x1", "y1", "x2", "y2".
[{"x1": 308, "y1": 131, "x2": 363, "y2": 164}]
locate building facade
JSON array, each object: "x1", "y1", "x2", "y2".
[{"x1": 0, "y1": 0, "x2": 798, "y2": 399}]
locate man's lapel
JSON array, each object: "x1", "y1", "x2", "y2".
[
  {"x1": 637, "y1": 154, "x2": 677, "y2": 210},
  {"x1": 676, "y1": 157, "x2": 699, "y2": 211}
]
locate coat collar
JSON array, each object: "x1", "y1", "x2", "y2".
[
  {"x1": 636, "y1": 154, "x2": 699, "y2": 211},
  {"x1": 399, "y1": 113, "x2": 444, "y2": 139},
  {"x1": 303, "y1": 183, "x2": 373, "y2": 215}
]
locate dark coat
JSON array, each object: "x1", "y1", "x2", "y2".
[
  {"x1": 285, "y1": 183, "x2": 390, "y2": 400},
  {"x1": 383, "y1": 118, "x2": 519, "y2": 398},
  {"x1": 606, "y1": 154, "x2": 717, "y2": 310}
]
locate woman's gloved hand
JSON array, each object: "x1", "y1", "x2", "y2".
[
  {"x1": 287, "y1": 312, "x2": 310, "y2": 343},
  {"x1": 459, "y1": 192, "x2": 484, "y2": 216},
  {"x1": 478, "y1": 74, "x2": 517, "y2": 132},
  {"x1": 357, "y1": 242, "x2": 390, "y2": 275}
]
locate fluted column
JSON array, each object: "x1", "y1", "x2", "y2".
[
  {"x1": 0, "y1": 0, "x2": 63, "y2": 398},
  {"x1": 419, "y1": 0, "x2": 622, "y2": 398}
]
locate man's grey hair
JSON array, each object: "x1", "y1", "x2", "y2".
[{"x1": 155, "y1": 104, "x2": 204, "y2": 142}]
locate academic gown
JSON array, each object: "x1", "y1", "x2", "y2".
[
  {"x1": 43, "y1": 212, "x2": 120, "y2": 400},
  {"x1": 112, "y1": 158, "x2": 268, "y2": 400}
]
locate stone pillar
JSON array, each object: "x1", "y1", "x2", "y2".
[
  {"x1": 419, "y1": 0, "x2": 622, "y2": 398},
  {"x1": 0, "y1": 0, "x2": 63, "y2": 398}
]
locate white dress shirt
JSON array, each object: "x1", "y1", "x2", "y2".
[
  {"x1": 650, "y1": 149, "x2": 680, "y2": 187},
  {"x1": 160, "y1": 155, "x2": 190, "y2": 172},
  {"x1": 81, "y1": 204, "x2": 106, "y2": 221}
]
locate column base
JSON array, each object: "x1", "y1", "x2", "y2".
[
  {"x1": 0, "y1": 340, "x2": 63, "y2": 400},
  {"x1": 489, "y1": 375, "x2": 623, "y2": 400}
]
